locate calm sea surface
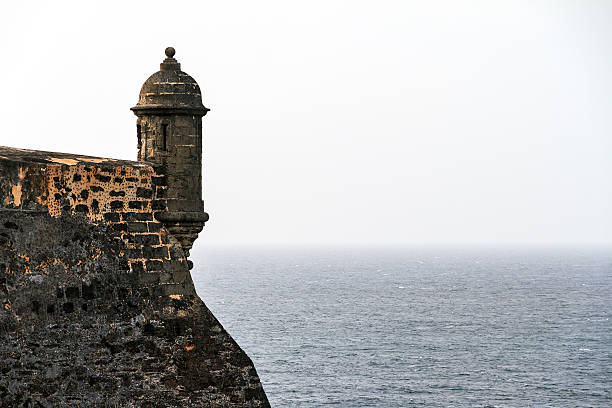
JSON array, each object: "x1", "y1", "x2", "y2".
[{"x1": 191, "y1": 248, "x2": 611, "y2": 407}]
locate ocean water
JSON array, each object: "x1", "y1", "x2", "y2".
[{"x1": 191, "y1": 247, "x2": 611, "y2": 407}]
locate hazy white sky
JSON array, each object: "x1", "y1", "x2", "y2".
[{"x1": 1, "y1": 1, "x2": 610, "y2": 247}]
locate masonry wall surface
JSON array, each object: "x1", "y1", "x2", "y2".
[{"x1": 0, "y1": 147, "x2": 269, "y2": 407}]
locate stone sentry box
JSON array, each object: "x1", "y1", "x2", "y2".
[
  {"x1": 0, "y1": 49, "x2": 269, "y2": 407},
  {"x1": 132, "y1": 47, "x2": 210, "y2": 267}
]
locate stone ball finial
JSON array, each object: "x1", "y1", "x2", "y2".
[{"x1": 165, "y1": 47, "x2": 176, "y2": 58}]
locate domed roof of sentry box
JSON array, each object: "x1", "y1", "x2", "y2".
[{"x1": 131, "y1": 47, "x2": 209, "y2": 115}]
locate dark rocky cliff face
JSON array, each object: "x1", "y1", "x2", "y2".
[{"x1": 0, "y1": 148, "x2": 270, "y2": 407}]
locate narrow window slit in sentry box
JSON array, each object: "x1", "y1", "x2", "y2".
[
  {"x1": 161, "y1": 124, "x2": 168, "y2": 151},
  {"x1": 137, "y1": 124, "x2": 142, "y2": 149}
]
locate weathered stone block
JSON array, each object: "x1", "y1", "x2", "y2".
[
  {"x1": 143, "y1": 245, "x2": 169, "y2": 260},
  {"x1": 127, "y1": 222, "x2": 148, "y2": 233},
  {"x1": 111, "y1": 223, "x2": 127, "y2": 233},
  {"x1": 104, "y1": 212, "x2": 120, "y2": 222},
  {"x1": 150, "y1": 200, "x2": 166, "y2": 211},
  {"x1": 147, "y1": 222, "x2": 161, "y2": 232},
  {"x1": 145, "y1": 259, "x2": 164, "y2": 271},
  {"x1": 122, "y1": 213, "x2": 153, "y2": 222},
  {"x1": 133, "y1": 234, "x2": 160, "y2": 247},
  {"x1": 136, "y1": 187, "x2": 153, "y2": 199},
  {"x1": 128, "y1": 201, "x2": 145, "y2": 210}
]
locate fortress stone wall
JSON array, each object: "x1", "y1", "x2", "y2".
[{"x1": 0, "y1": 49, "x2": 270, "y2": 407}]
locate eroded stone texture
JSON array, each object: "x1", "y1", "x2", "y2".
[
  {"x1": 0, "y1": 149, "x2": 269, "y2": 407},
  {"x1": 0, "y1": 48, "x2": 270, "y2": 407}
]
